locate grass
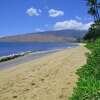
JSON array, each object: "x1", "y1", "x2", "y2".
[{"x1": 70, "y1": 39, "x2": 100, "y2": 100}]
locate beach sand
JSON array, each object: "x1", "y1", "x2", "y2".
[{"x1": 0, "y1": 45, "x2": 88, "y2": 100}]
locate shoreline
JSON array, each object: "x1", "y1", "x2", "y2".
[
  {"x1": 0, "y1": 44, "x2": 88, "y2": 100},
  {"x1": 0, "y1": 42, "x2": 79, "y2": 63},
  {"x1": 0, "y1": 48, "x2": 67, "y2": 63},
  {"x1": 0, "y1": 44, "x2": 78, "y2": 70},
  {"x1": 0, "y1": 49, "x2": 63, "y2": 63},
  {"x1": 0, "y1": 48, "x2": 68, "y2": 70}
]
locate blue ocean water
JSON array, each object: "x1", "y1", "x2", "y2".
[{"x1": 0, "y1": 42, "x2": 77, "y2": 57}]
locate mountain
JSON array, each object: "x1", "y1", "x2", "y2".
[{"x1": 0, "y1": 29, "x2": 87, "y2": 42}]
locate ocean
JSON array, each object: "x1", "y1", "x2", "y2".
[{"x1": 0, "y1": 42, "x2": 77, "y2": 57}]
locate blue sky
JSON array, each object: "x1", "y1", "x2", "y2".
[{"x1": 0, "y1": 0, "x2": 93, "y2": 36}]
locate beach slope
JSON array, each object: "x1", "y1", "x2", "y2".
[{"x1": 0, "y1": 45, "x2": 88, "y2": 100}]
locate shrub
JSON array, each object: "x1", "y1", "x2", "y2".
[
  {"x1": 70, "y1": 39, "x2": 100, "y2": 100},
  {"x1": 83, "y1": 24, "x2": 100, "y2": 42}
]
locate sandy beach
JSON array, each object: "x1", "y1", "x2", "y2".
[{"x1": 0, "y1": 45, "x2": 88, "y2": 100}]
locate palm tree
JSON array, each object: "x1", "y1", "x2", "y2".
[
  {"x1": 88, "y1": 7, "x2": 97, "y2": 22},
  {"x1": 84, "y1": 0, "x2": 100, "y2": 42},
  {"x1": 86, "y1": 0, "x2": 100, "y2": 24}
]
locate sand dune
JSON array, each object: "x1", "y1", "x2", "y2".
[{"x1": 0, "y1": 45, "x2": 88, "y2": 100}]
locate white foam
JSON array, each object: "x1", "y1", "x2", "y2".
[{"x1": 0, "y1": 47, "x2": 72, "y2": 61}]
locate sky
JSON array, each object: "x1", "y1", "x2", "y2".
[{"x1": 0, "y1": 0, "x2": 93, "y2": 36}]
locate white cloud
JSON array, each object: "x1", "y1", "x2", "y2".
[
  {"x1": 48, "y1": 9, "x2": 64, "y2": 17},
  {"x1": 26, "y1": 8, "x2": 41, "y2": 16},
  {"x1": 54, "y1": 20, "x2": 93, "y2": 30}
]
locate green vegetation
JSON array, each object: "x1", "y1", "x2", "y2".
[
  {"x1": 84, "y1": 23, "x2": 100, "y2": 42},
  {"x1": 70, "y1": 1, "x2": 100, "y2": 99},
  {"x1": 83, "y1": 0, "x2": 100, "y2": 42},
  {"x1": 70, "y1": 39, "x2": 100, "y2": 100},
  {"x1": 86, "y1": 0, "x2": 100, "y2": 23}
]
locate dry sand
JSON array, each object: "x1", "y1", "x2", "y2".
[{"x1": 0, "y1": 45, "x2": 88, "y2": 100}]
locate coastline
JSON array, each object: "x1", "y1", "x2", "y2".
[
  {"x1": 0, "y1": 43, "x2": 78, "y2": 70},
  {"x1": 0, "y1": 44, "x2": 88, "y2": 100},
  {"x1": 0, "y1": 48, "x2": 69, "y2": 70},
  {"x1": 0, "y1": 42, "x2": 78, "y2": 63}
]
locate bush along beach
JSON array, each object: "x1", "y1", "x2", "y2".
[
  {"x1": 70, "y1": 0, "x2": 100, "y2": 99},
  {"x1": 70, "y1": 39, "x2": 100, "y2": 100}
]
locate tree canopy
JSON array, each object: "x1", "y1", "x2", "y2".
[{"x1": 84, "y1": 0, "x2": 100, "y2": 42}]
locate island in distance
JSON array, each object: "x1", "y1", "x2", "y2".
[{"x1": 0, "y1": 29, "x2": 87, "y2": 42}]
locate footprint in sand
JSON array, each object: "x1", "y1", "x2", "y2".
[
  {"x1": 59, "y1": 94, "x2": 64, "y2": 99},
  {"x1": 67, "y1": 82, "x2": 71, "y2": 85},
  {"x1": 24, "y1": 88, "x2": 30, "y2": 92},
  {"x1": 31, "y1": 82, "x2": 36, "y2": 86},
  {"x1": 12, "y1": 95, "x2": 18, "y2": 98},
  {"x1": 40, "y1": 78, "x2": 45, "y2": 82}
]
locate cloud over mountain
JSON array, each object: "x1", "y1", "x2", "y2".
[{"x1": 54, "y1": 20, "x2": 93, "y2": 30}]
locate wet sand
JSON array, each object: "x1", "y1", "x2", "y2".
[
  {"x1": 0, "y1": 45, "x2": 88, "y2": 100},
  {"x1": 0, "y1": 50, "x2": 60, "y2": 70}
]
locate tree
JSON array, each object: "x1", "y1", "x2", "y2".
[
  {"x1": 83, "y1": 0, "x2": 100, "y2": 42},
  {"x1": 84, "y1": 23, "x2": 100, "y2": 41},
  {"x1": 86, "y1": 0, "x2": 100, "y2": 24}
]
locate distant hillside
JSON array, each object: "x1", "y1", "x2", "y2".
[{"x1": 0, "y1": 29, "x2": 87, "y2": 42}]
